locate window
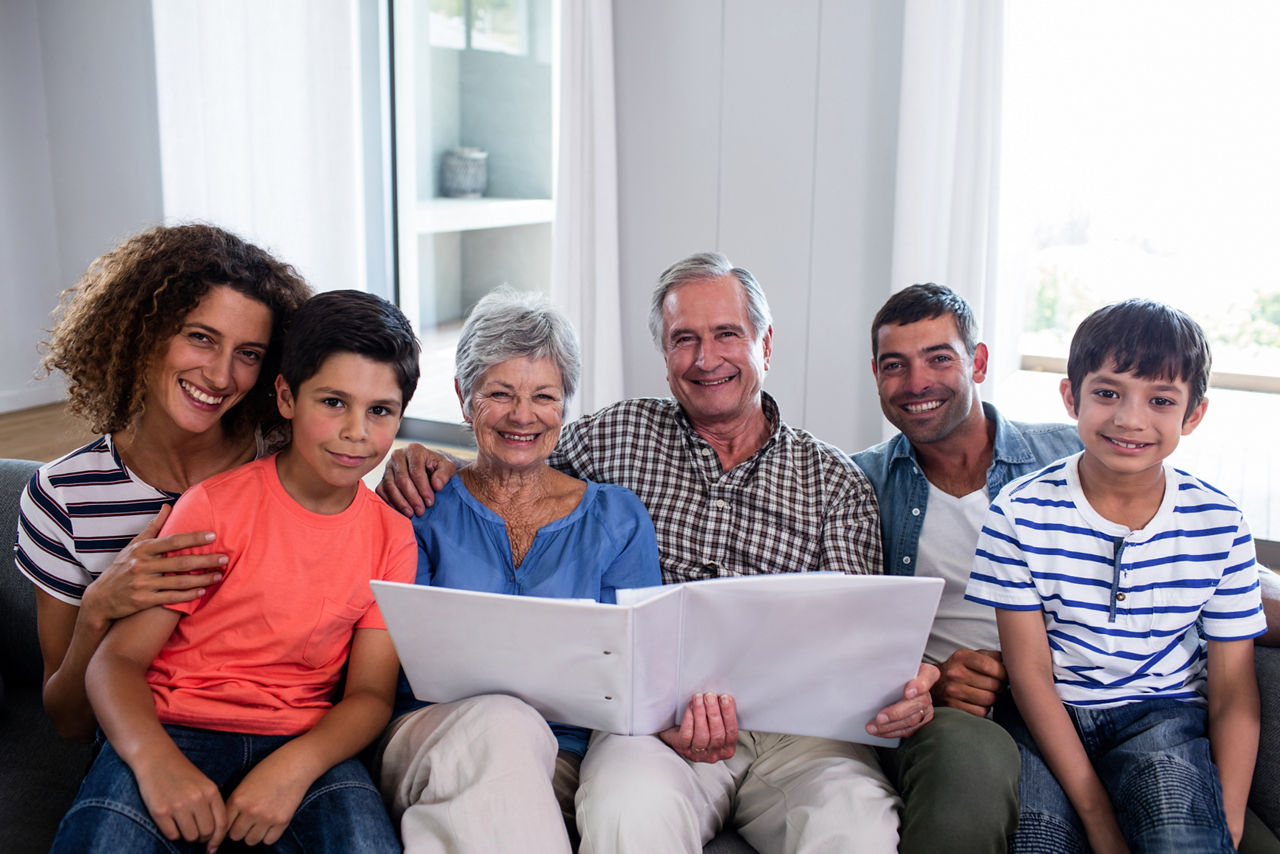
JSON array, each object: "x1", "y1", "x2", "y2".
[
  {"x1": 390, "y1": 0, "x2": 555, "y2": 432},
  {"x1": 999, "y1": 1, "x2": 1280, "y2": 389},
  {"x1": 428, "y1": 0, "x2": 532, "y2": 55},
  {"x1": 995, "y1": 1, "x2": 1280, "y2": 540}
]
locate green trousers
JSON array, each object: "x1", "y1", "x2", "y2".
[{"x1": 877, "y1": 706, "x2": 1019, "y2": 854}]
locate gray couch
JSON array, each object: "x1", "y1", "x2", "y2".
[
  {"x1": 1, "y1": 458, "x2": 94, "y2": 853},
  {"x1": 2, "y1": 456, "x2": 1276, "y2": 852}
]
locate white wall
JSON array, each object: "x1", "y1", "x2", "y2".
[
  {"x1": 613, "y1": 0, "x2": 905, "y2": 453},
  {"x1": 0, "y1": 0, "x2": 383, "y2": 416},
  {"x1": 0, "y1": 0, "x2": 164, "y2": 413},
  {"x1": 0, "y1": 0, "x2": 62, "y2": 412}
]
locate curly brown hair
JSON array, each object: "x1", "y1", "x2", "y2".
[{"x1": 44, "y1": 223, "x2": 312, "y2": 438}]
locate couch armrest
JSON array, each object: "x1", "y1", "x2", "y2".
[
  {"x1": 1, "y1": 458, "x2": 43, "y2": 690},
  {"x1": 1252, "y1": 645, "x2": 1280, "y2": 836}
]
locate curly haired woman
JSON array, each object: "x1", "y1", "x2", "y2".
[{"x1": 14, "y1": 223, "x2": 311, "y2": 741}]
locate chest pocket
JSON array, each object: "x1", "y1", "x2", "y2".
[{"x1": 302, "y1": 597, "x2": 367, "y2": 668}]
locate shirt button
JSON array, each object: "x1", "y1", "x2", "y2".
[
  {"x1": 508, "y1": 575, "x2": 516, "y2": 583},
  {"x1": 1117, "y1": 592, "x2": 1126, "y2": 601},
  {"x1": 715, "y1": 499, "x2": 726, "y2": 508},
  {"x1": 902, "y1": 556, "x2": 912, "y2": 565},
  {"x1": 911, "y1": 508, "x2": 921, "y2": 516},
  {"x1": 701, "y1": 448, "x2": 712, "y2": 456}
]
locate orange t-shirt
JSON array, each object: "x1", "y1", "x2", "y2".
[{"x1": 147, "y1": 455, "x2": 415, "y2": 735}]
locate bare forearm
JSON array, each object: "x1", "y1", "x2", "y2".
[
  {"x1": 1209, "y1": 640, "x2": 1261, "y2": 843},
  {"x1": 42, "y1": 605, "x2": 112, "y2": 741},
  {"x1": 262, "y1": 690, "x2": 394, "y2": 788},
  {"x1": 263, "y1": 628, "x2": 401, "y2": 787},
  {"x1": 1017, "y1": 686, "x2": 1113, "y2": 814},
  {"x1": 86, "y1": 648, "x2": 181, "y2": 770},
  {"x1": 1211, "y1": 703, "x2": 1258, "y2": 841}
]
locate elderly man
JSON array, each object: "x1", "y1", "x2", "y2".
[
  {"x1": 852, "y1": 283, "x2": 1280, "y2": 854},
  {"x1": 380, "y1": 253, "x2": 936, "y2": 853}
]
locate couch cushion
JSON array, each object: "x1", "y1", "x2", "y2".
[
  {"x1": 1253, "y1": 646, "x2": 1280, "y2": 836},
  {"x1": 1, "y1": 459, "x2": 44, "y2": 689},
  {"x1": 0, "y1": 684, "x2": 93, "y2": 853}
]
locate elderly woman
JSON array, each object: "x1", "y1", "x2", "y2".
[
  {"x1": 15, "y1": 224, "x2": 310, "y2": 741},
  {"x1": 377, "y1": 287, "x2": 660, "y2": 853}
]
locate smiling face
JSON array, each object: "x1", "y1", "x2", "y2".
[
  {"x1": 1060, "y1": 362, "x2": 1206, "y2": 486},
  {"x1": 274, "y1": 352, "x2": 404, "y2": 513},
  {"x1": 873, "y1": 314, "x2": 987, "y2": 446},
  {"x1": 464, "y1": 355, "x2": 566, "y2": 475},
  {"x1": 660, "y1": 275, "x2": 772, "y2": 430},
  {"x1": 143, "y1": 285, "x2": 274, "y2": 438}
]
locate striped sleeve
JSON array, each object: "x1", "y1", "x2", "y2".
[
  {"x1": 14, "y1": 466, "x2": 91, "y2": 604},
  {"x1": 1198, "y1": 511, "x2": 1266, "y2": 641},
  {"x1": 966, "y1": 487, "x2": 1042, "y2": 611},
  {"x1": 15, "y1": 439, "x2": 175, "y2": 606}
]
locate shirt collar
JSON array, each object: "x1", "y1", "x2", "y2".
[
  {"x1": 675, "y1": 391, "x2": 784, "y2": 461},
  {"x1": 985, "y1": 401, "x2": 1037, "y2": 466}
]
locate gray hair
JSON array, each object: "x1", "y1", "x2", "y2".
[
  {"x1": 647, "y1": 251, "x2": 773, "y2": 347},
  {"x1": 455, "y1": 287, "x2": 582, "y2": 419}
]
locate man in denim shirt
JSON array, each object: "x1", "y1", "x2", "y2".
[
  {"x1": 853, "y1": 285, "x2": 1280, "y2": 853},
  {"x1": 852, "y1": 284, "x2": 1081, "y2": 854}
]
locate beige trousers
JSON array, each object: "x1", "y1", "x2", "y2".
[
  {"x1": 575, "y1": 729, "x2": 901, "y2": 854},
  {"x1": 379, "y1": 694, "x2": 575, "y2": 854}
]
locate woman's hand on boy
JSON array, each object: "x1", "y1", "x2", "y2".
[
  {"x1": 82, "y1": 504, "x2": 226, "y2": 627},
  {"x1": 931, "y1": 648, "x2": 1008, "y2": 717}
]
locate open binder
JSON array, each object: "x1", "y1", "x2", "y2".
[{"x1": 373, "y1": 572, "x2": 943, "y2": 747}]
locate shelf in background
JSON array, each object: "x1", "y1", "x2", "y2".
[{"x1": 416, "y1": 197, "x2": 553, "y2": 234}]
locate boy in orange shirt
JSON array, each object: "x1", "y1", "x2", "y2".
[{"x1": 51, "y1": 290, "x2": 420, "y2": 853}]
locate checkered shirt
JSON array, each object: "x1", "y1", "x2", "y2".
[{"x1": 549, "y1": 394, "x2": 883, "y2": 584}]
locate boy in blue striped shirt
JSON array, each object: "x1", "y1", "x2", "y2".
[{"x1": 966, "y1": 299, "x2": 1265, "y2": 853}]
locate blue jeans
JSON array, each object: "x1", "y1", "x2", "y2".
[
  {"x1": 51, "y1": 725, "x2": 401, "y2": 853},
  {"x1": 996, "y1": 695, "x2": 1234, "y2": 853}
]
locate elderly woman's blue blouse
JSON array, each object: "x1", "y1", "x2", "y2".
[{"x1": 392, "y1": 473, "x2": 661, "y2": 756}]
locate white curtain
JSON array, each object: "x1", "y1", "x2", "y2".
[
  {"x1": 888, "y1": 0, "x2": 1011, "y2": 404},
  {"x1": 551, "y1": 0, "x2": 624, "y2": 419},
  {"x1": 151, "y1": 0, "x2": 368, "y2": 295}
]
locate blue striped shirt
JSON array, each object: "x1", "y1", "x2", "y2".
[
  {"x1": 15, "y1": 436, "x2": 178, "y2": 605},
  {"x1": 965, "y1": 452, "x2": 1265, "y2": 708}
]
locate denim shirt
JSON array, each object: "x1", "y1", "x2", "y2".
[{"x1": 851, "y1": 402, "x2": 1082, "y2": 576}]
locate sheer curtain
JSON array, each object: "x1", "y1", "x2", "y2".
[
  {"x1": 551, "y1": 0, "x2": 624, "y2": 419},
  {"x1": 888, "y1": 0, "x2": 1012, "y2": 399},
  {"x1": 151, "y1": 0, "x2": 369, "y2": 295}
]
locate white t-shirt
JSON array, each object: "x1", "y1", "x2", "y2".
[{"x1": 916, "y1": 481, "x2": 1000, "y2": 664}]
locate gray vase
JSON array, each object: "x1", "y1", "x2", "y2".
[{"x1": 441, "y1": 147, "x2": 488, "y2": 198}]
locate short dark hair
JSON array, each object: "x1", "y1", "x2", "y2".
[
  {"x1": 1066, "y1": 299, "x2": 1211, "y2": 420},
  {"x1": 871, "y1": 283, "x2": 978, "y2": 359},
  {"x1": 280, "y1": 290, "x2": 420, "y2": 406}
]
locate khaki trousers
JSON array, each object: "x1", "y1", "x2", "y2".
[
  {"x1": 379, "y1": 694, "x2": 574, "y2": 854},
  {"x1": 576, "y1": 728, "x2": 901, "y2": 854}
]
